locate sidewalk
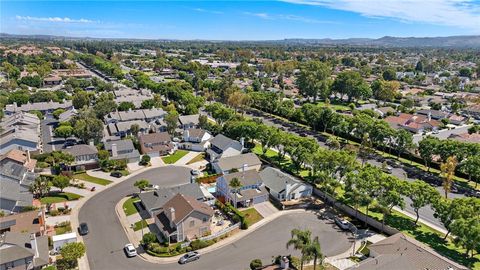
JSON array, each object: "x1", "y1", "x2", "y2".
[{"x1": 393, "y1": 206, "x2": 448, "y2": 235}]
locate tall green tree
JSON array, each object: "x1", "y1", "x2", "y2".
[
  {"x1": 407, "y1": 180, "x2": 440, "y2": 224},
  {"x1": 331, "y1": 71, "x2": 371, "y2": 102},
  {"x1": 52, "y1": 175, "x2": 71, "y2": 193},
  {"x1": 297, "y1": 61, "x2": 331, "y2": 101}
]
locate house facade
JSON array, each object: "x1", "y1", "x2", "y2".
[
  {"x1": 138, "y1": 132, "x2": 175, "y2": 157},
  {"x1": 212, "y1": 153, "x2": 262, "y2": 174},
  {"x1": 62, "y1": 144, "x2": 99, "y2": 170},
  {"x1": 104, "y1": 139, "x2": 141, "y2": 163},
  {"x1": 259, "y1": 167, "x2": 312, "y2": 201},
  {"x1": 154, "y1": 194, "x2": 214, "y2": 243},
  {"x1": 180, "y1": 129, "x2": 212, "y2": 152},
  {"x1": 206, "y1": 134, "x2": 243, "y2": 161},
  {"x1": 216, "y1": 170, "x2": 268, "y2": 208}
]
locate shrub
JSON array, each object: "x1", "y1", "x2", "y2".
[
  {"x1": 241, "y1": 220, "x2": 249, "y2": 230},
  {"x1": 250, "y1": 259, "x2": 263, "y2": 270},
  {"x1": 190, "y1": 239, "x2": 209, "y2": 250},
  {"x1": 141, "y1": 232, "x2": 157, "y2": 246},
  {"x1": 49, "y1": 209, "x2": 59, "y2": 216}
]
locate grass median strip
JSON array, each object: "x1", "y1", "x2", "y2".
[
  {"x1": 162, "y1": 150, "x2": 189, "y2": 164},
  {"x1": 73, "y1": 173, "x2": 112, "y2": 186}
]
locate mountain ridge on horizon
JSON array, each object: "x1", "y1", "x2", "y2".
[{"x1": 1, "y1": 33, "x2": 480, "y2": 48}]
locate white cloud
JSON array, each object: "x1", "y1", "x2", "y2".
[
  {"x1": 243, "y1": 11, "x2": 336, "y2": 23},
  {"x1": 243, "y1": 12, "x2": 272, "y2": 19},
  {"x1": 16, "y1": 15, "x2": 95, "y2": 23},
  {"x1": 280, "y1": 0, "x2": 480, "y2": 29},
  {"x1": 193, "y1": 8, "x2": 224, "y2": 15}
]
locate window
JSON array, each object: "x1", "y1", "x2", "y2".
[
  {"x1": 202, "y1": 217, "x2": 208, "y2": 223},
  {"x1": 190, "y1": 220, "x2": 195, "y2": 227}
]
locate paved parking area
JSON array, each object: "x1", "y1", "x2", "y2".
[{"x1": 254, "y1": 201, "x2": 279, "y2": 218}]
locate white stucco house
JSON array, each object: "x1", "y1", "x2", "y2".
[{"x1": 259, "y1": 167, "x2": 312, "y2": 201}]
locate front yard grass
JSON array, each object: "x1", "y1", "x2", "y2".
[
  {"x1": 241, "y1": 208, "x2": 263, "y2": 226},
  {"x1": 123, "y1": 196, "x2": 140, "y2": 216},
  {"x1": 186, "y1": 153, "x2": 206, "y2": 165},
  {"x1": 54, "y1": 221, "x2": 72, "y2": 235},
  {"x1": 162, "y1": 150, "x2": 189, "y2": 164},
  {"x1": 133, "y1": 220, "x2": 148, "y2": 231},
  {"x1": 73, "y1": 173, "x2": 112, "y2": 186},
  {"x1": 40, "y1": 192, "x2": 82, "y2": 204}
]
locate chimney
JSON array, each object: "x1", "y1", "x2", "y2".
[
  {"x1": 240, "y1": 137, "x2": 245, "y2": 148},
  {"x1": 30, "y1": 233, "x2": 39, "y2": 258},
  {"x1": 169, "y1": 207, "x2": 176, "y2": 227},
  {"x1": 89, "y1": 140, "x2": 94, "y2": 146},
  {"x1": 26, "y1": 150, "x2": 31, "y2": 163},
  {"x1": 184, "y1": 129, "x2": 190, "y2": 141},
  {"x1": 111, "y1": 143, "x2": 118, "y2": 157},
  {"x1": 427, "y1": 112, "x2": 431, "y2": 121}
]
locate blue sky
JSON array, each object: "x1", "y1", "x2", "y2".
[{"x1": 1, "y1": 1, "x2": 480, "y2": 40}]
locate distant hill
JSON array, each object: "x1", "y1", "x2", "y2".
[
  {"x1": 1, "y1": 33, "x2": 480, "y2": 48},
  {"x1": 281, "y1": 36, "x2": 480, "y2": 48}
]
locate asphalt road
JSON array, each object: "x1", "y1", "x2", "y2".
[
  {"x1": 252, "y1": 111, "x2": 466, "y2": 230},
  {"x1": 79, "y1": 166, "x2": 351, "y2": 270}
]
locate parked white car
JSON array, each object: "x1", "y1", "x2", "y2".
[{"x1": 124, "y1": 243, "x2": 137, "y2": 257}]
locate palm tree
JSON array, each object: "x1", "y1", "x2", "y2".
[
  {"x1": 305, "y1": 237, "x2": 323, "y2": 270},
  {"x1": 286, "y1": 229, "x2": 312, "y2": 270},
  {"x1": 229, "y1": 177, "x2": 242, "y2": 207}
]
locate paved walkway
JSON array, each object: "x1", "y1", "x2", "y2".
[
  {"x1": 45, "y1": 215, "x2": 71, "y2": 226},
  {"x1": 393, "y1": 206, "x2": 448, "y2": 235}
]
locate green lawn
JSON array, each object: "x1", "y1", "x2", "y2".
[
  {"x1": 133, "y1": 220, "x2": 148, "y2": 231},
  {"x1": 73, "y1": 173, "x2": 112, "y2": 186},
  {"x1": 55, "y1": 222, "x2": 72, "y2": 235},
  {"x1": 40, "y1": 192, "x2": 82, "y2": 204},
  {"x1": 186, "y1": 153, "x2": 206, "y2": 165},
  {"x1": 123, "y1": 196, "x2": 140, "y2": 216},
  {"x1": 162, "y1": 150, "x2": 189, "y2": 164},
  {"x1": 241, "y1": 208, "x2": 263, "y2": 226}
]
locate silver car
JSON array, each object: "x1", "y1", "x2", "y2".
[{"x1": 178, "y1": 251, "x2": 200, "y2": 264}]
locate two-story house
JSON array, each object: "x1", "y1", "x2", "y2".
[
  {"x1": 154, "y1": 193, "x2": 214, "y2": 243},
  {"x1": 206, "y1": 134, "x2": 243, "y2": 161},
  {"x1": 62, "y1": 144, "x2": 99, "y2": 170},
  {"x1": 212, "y1": 153, "x2": 262, "y2": 174},
  {"x1": 178, "y1": 114, "x2": 200, "y2": 130},
  {"x1": 216, "y1": 170, "x2": 268, "y2": 208},
  {"x1": 138, "y1": 132, "x2": 175, "y2": 157},
  {"x1": 104, "y1": 139, "x2": 141, "y2": 163},
  {"x1": 259, "y1": 167, "x2": 312, "y2": 202},
  {"x1": 180, "y1": 128, "x2": 212, "y2": 151}
]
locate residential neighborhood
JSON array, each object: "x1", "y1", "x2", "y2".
[{"x1": 1, "y1": 4, "x2": 480, "y2": 270}]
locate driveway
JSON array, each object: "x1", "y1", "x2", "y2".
[
  {"x1": 79, "y1": 166, "x2": 351, "y2": 270},
  {"x1": 254, "y1": 201, "x2": 279, "y2": 218}
]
